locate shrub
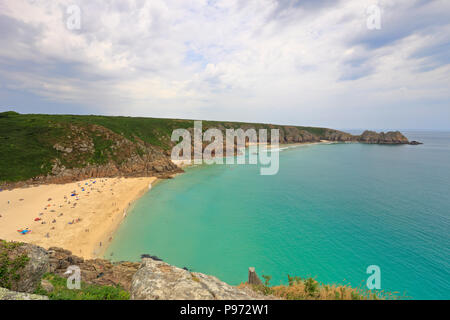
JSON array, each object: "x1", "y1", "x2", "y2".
[
  {"x1": 241, "y1": 273, "x2": 399, "y2": 300},
  {"x1": 34, "y1": 273, "x2": 130, "y2": 300}
]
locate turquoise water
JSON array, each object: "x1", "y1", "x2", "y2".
[{"x1": 106, "y1": 131, "x2": 450, "y2": 299}]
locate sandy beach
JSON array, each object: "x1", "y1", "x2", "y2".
[
  {"x1": 0, "y1": 141, "x2": 333, "y2": 260},
  {"x1": 0, "y1": 177, "x2": 156, "y2": 259},
  {"x1": 252, "y1": 140, "x2": 335, "y2": 150}
]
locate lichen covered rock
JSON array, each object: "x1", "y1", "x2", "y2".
[
  {"x1": 0, "y1": 287, "x2": 49, "y2": 300},
  {"x1": 0, "y1": 241, "x2": 49, "y2": 293},
  {"x1": 48, "y1": 247, "x2": 140, "y2": 291},
  {"x1": 130, "y1": 258, "x2": 269, "y2": 300}
]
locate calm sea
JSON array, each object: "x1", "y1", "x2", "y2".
[{"x1": 106, "y1": 131, "x2": 450, "y2": 299}]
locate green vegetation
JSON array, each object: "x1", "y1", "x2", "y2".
[
  {"x1": 0, "y1": 240, "x2": 404, "y2": 300},
  {"x1": 0, "y1": 240, "x2": 29, "y2": 289},
  {"x1": 241, "y1": 274, "x2": 402, "y2": 300},
  {"x1": 34, "y1": 273, "x2": 130, "y2": 300},
  {"x1": 0, "y1": 240, "x2": 128, "y2": 300},
  {"x1": 0, "y1": 111, "x2": 333, "y2": 184}
]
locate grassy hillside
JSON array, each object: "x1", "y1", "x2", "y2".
[{"x1": 0, "y1": 111, "x2": 334, "y2": 183}]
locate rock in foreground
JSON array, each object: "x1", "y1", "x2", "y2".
[
  {"x1": 0, "y1": 287, "x2": 48, "y2": 300},
  {"x1": 0, "y1": 241, "x2": 49, "y2": 293},
  {"x1": 131, "y1": 258, "x2": 270, "y2": 300}
]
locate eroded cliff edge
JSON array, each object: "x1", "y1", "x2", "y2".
[{"x1": 0, "y1": 240, "x2": 272, "y2": 300}]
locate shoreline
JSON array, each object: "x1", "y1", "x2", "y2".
[
  {"x1": 94, "y1": 177, "x2": 162, "y2": 258},
  {"x1": 0, "y1": 141, "x2": 333, "y2": 260},
  {"x1": 173, "y1": 140, "x2": 336, "y2": 168},
  {"x1": 0, "y1": 176, "x2": 157, "y2": 259}
]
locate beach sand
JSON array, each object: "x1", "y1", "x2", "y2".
[
  {"x1": 252, "y1": 140, "x2": 334, "y2": 150},
  {"x1": 0, "y1": 141, "x2": 334, "y2": 259},
  {"x1": 0, "y1": 177, "x2": 156, "y2": 259}
]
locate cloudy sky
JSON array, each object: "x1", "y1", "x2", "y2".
[{"x1": 0, "y1": 0, "x2": 449, "y2": 130}]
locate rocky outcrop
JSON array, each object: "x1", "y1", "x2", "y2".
[
  {"x1": 0, "y1": 113, "x2": 419, "y2": 190},
  {"x1": 46, "y1": 124, "x2": 182, "y2": 182},
  {"x1": 130, "y1": 258, "x2": 271, "y2": 300},
  {"x1": 0, "y1": 287, "x2": 48, "y2": 300},
  {"x1": 1, "y1": 241, "x2": 273, "y2": 300},
  {"x1": 279, "y1": 127, "x2": 413, "y2": 145},
  {"x1": 357, "y1": 130, "x2": 410, "y2": 144},
  {"x1": 280, "y1": 127, "x2": 321, "y2": 144},
  {"x1": 15, "y1": 244, "x2": 49, "y2": 293},
  {"x1": 1, "y1": 123, "x2": 183, "y2": 190},
  {"x1": 1, "y1": 241, "x2": 140, "y2": 294},
  {"x1": 0, "y1": 114, "x2": 420, "y2": 189},
  {"x1": 47, "y1": 247, "x2": 140, "y2": 291},
  {"x1": 248, "y1": 267, "x2": 263, "y2": 286},
  {"x1": 322, "y1": 129, "x2": 357, "y2": 142},
  {"x1": 42, "y1": 157, "x2": 180, "y2": 184},
  {"x1": 0, "y1": 241, "x2": 49, "y2": 293}
]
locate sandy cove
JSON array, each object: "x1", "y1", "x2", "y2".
[
  {"x1": 0, "y1": 177, "x2": 156, "y2": 259},
  {"x1": 173, "y1": 141, "x2": 335, "y2": 168},
  {"x1": 252, "y1": 140, "x2": 334, "y2": 149},
  {"x1": 0, "y1": 141, "x2": 333, "y2": 259}
]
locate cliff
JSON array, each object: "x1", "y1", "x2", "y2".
[
  {"x1": 0, "y1": 111, "x2": 416, "y2": 188},
  {"x1": 359, "y1": 130, "x2": 409, "y2": 144},
  {"x1": 0, "y1": 240, "x2": 271, "y2": 300},
  {"x1": 0, "y1": 240, "x2": 389, "y2": 300}
]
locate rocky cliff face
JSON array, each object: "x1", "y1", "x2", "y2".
[
  {"x1": 1, "y1": 123, "x2": 182, "y2": 189},
  {"x1": 0, "y1": 287, "x2": 48, "y2": 300},
  {"x1": 47, "y1": 247, "x2": 140, "y2": 292},
  {"x1": 322, "y1": 129, "x2": 357, "y2": 142},
  {"x1": 0, "y1": 241, "x2": 272, "y2": 300},
  {"x1": 279, "y1": 127, "x2": 321, "y2": 143},
  {"x1": 0, "y1": 113, "x2": 417, "y2": 189},
  {"x1": 358, "y1": 130, "x2": 410, "y2": 144},
  {"x1": 130, "y1": 258, "x2": 270, "y2": 300},
  {"x1": 320, "y1": 129, "x2": 412, "y2": 144},
  {"x1": 2, "y1": 126, "x2": 414, "y2": 190},
  {"x1": 0, "y1": 241, "x2": 49, "y2": 293}
]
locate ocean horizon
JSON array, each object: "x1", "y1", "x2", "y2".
[{"x1": 106, "y1": 131, "x2": 450, "y2": 300}]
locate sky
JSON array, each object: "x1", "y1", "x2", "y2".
[{"x1": 0, "y1": 0, "x2": 449, "y2": 130}]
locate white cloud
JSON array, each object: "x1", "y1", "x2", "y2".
[{"x1": 0, "y1": 0, "x2": 449, "y2": 129}]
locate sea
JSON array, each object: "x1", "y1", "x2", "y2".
[{"x1": 105, "y1": 131, "x2": 450, "y2": 299}]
